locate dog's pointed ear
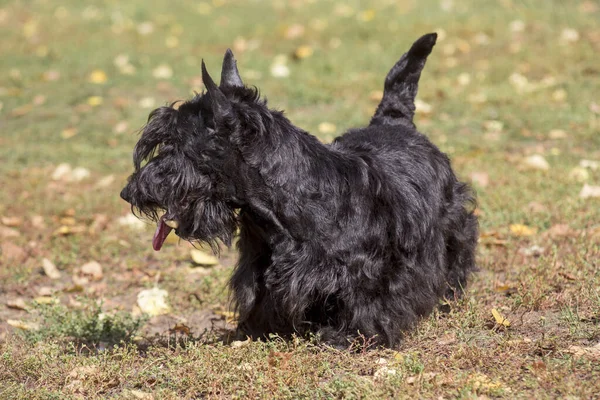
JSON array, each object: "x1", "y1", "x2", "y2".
[
  {"x1": 220, "y1": 49, "x2": 244, "y2": 89},
  {"x1": 202, "y1": 60, "x2": 233, "y2": 124}
]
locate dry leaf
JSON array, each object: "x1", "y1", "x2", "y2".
[
  {"x1": 414, "y1": 99, "x2": 433, "y2": 115},
  {"x1": 566, "y1": 343, "x2": 600, "y2": 360},
  {"x1": 492, "y1": 308, "x2": 511, "y2": 327},
  {"x1": 137, "y1": 287, "x2": 170, "y2": 316},
  {"x1": 6, "y1": 298, "x2": 28, "y2": 311},
  {"x1": 470, "y1": 171, "x2": 489, "y2": 187},
  {"x1": 190, "y1": 249, "x2": 219, "y2": 266},
  {"x1": 270, "y1": 57, "x2": 290, "y2": 78},
  {"x1": 580, "y1": 159, "x2": 599, "y2": 170},
  {"x1": 0, "y1": 226, "x2": 20, "y2": 238},
  {"x1": 7, "y1": 319, "x2": 39, "y2": 330},
  {"x1": 87, "y1": 96, "x2": 103, "y2": 106},
  {"x1": 1, "y1": 242, "x2": 26, "y2": 260},
  {"x1": 81, "y1": 261, "x2": 103, "y2": 280},
  {"x1": 318, "y1": 122, "x2": 336, "y2": 134},
  {"x1": 61, "y1": 127, "x2": 79, "y2": 139},
  {"x1": 569, "y1": 167, "x2": 589, "y2": 182},
  {"x1": 230, "y1": 338, "x2": 251, "y2": 348},
  {"x1": 374, "y1": 366, "x2": 397, "y2": 380},
  {"x1": 42, "y1": 258, "x2": 61, "y2": 279},
  {"x1": 294, "y1": 45, "x2": 314, "y2": 59},
  {"x1": 522, "y1": 154, "x2": 549, "y2": 171},
  {"x1": 34, "y1": 296, "x2": 58, "y2": 305},
  {"x1": 519, "y1": 245, "x2": 544, "y2": 257},
  {"x1": 510, "y1": 224, "x2": 537, "y2": 237},
  {"x1": 89, "y1": 70, "x2": 107, "y2": 84},
  {"x1": 2, "y1": 216, "x2": 23, "y2": 227},
  {"x1": 117, "y1": 214, "x2": 146, "y2": 230},
  {"x1": 580, "y1": 184, "x2": 600, "y2": 199},
  {"x1": 284, "y1": 24, "x2": 305, "y2": 39},
  {"x1": 152, "y1": 64, "x2": 173, "y2": 79}
]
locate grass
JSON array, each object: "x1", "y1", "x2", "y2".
[{"x1": 1, "y1": 0, "x2": 600, "y2": 398}]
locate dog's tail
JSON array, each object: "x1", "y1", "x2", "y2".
[{"x1": 370, "y1": 33, "x2": 437, "y2": 128}]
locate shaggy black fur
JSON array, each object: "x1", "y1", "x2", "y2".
[{"x1": 120, "y1": 33, "x2": 478, "y2": 348}]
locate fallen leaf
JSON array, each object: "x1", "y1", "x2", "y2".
[
  {"x1": 492, "y1": 308, "x2": 511, "y2": 327},
  {"x1": 580, "y1": 159, "x2": 599, "y2": 170},
  {"x1": 318, "y1": 122, "x2": 336, "y2": 134},
  {"x1": 71, "y1": 167, "x2": 91, "y2": 181},
  {"x1": 519, "y1": 245, "x2": 544, "y2": 257},
  {"x1": 1, "y1": 242, "x2": 26, "y2": 261},
  {"x1": 510, "y1": 224, "x2": 537, "y2": 237},
  {"x1": 374, "y1": 366, "x2": 397, "y2": 380},
  {"x1": 10, "y1": 104, "x2": 33, "y2": 117},
  {"x1": 95, "y1": 175, "x2": 115, "y2": 188},
  {"x1": 52, "y1": 163, "x2": 72, "y2": 180},
  {"x1": 414, "y1": 99, "x2": 433, "y2": 115},
  {"x1": 230, "y1": 338, "x2": 251, "y2": 348},
  {"x1": 470, "y1": 171, "x2": 489, "y2": 187},
  {"x1": 569, "y1": 167, "x2": 589, "y2": 182},
  {"x1": 270, "y1": 60, "x2": 290, "y2": 78},
  {"x1": 42, "y1": 258, "x2": 61, "y2": 279},
  {"x1": 129, "y1": 390, "x2": 154, "y2": 400},
  {"x1": 139, "y1": 97, "x2": 156, "y2": 109},
  {"x1": 89, "y1": 70, "x2": 108, "y2": 84},
  {"x1": 117, "y1": 214, "x2": 146, "y2": 230},
  {"x1": 580, "y1": 184, "x2": 600, "y2": 199},
  {"x1": 7, "y1": 319, "x2": 39, "y2": 330},
  {"x1": 152, "y1": 64, "x2": 173, "y2": 79},
  {"x1": 80, "y1": 261, "x2": 103, "y2": 280},
  {"x1": 2, "y1": 216, "x2": 22, "y2": 227},
  {"x1": 546, "y1": 224, "x2": 574, "y2": 237},
  {"x1": 190, "y1": 249, "x2": 219, "y2": 266},
  {"x1": 6, "y1": 298, "x2": 28, "y2": 311},
  {"x1": 522, "y1": 154, "x2": 549, "y2": 171},
  {"x1": 558, "y1": 272, "x2": 577, "y2": 281},
  {"x1": 137, "y1": 287, "x2": 170, "y2": 316},
  {"x1": 61, "y1": 127, "x2": 78, "y2": 139},
  {"x1": 548, "y1": 129, "x2": 567, "y2": 139},
  {"x1": 87, "y1": 96, "x2": 103, "y2": 106},
  {"x1": 0, "y1": 226, "x2": 20, "y2": 238},
  {"x1": 559, "y1": 28, "x2": 580, "y2": 45},
  {"x1": 34, "y1": 296, "x2": 58, "y2": 305},
  {"x1": 293, "y1": 45, "x2": 314, "y2": 60},
  {"x1": 284, "y1": 24, "x2": 305, "y2": 39},
  {"x1": 137, "y1": 21, "x2": 154, "y2": 35},
  {"x1": 566, "y1": 343, "x2": 600, "y2": 360}
]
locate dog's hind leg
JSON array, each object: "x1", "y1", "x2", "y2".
[{"x1": 370, "y1": 33, "x2": 437, "y2": 128}]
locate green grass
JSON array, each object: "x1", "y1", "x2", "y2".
[{"x1": 1, "y1": 0, "x2": 600, "y2": 398}]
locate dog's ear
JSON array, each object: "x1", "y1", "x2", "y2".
[
  {"x1": 202, "y1": 60, "x2": 233, "y2": 125},
  {"x1": 220, "y1": 49, "x2": 244, "y2": 89}
]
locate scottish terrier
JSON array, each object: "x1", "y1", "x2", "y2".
[{"x1": 120, "y1": 33, "x2": 478, "y2": 348}]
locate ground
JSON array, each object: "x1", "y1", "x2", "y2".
[{"x1": 1, "y1": 0, "x2": 600, "y2": 398}]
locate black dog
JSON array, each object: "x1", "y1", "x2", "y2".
[{"x1": 120, "y1": 33, "x2": 478, "y2": 348}]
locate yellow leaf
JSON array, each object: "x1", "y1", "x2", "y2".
[
  {"x1": 61, "y1": 127, "x2": 78, "y2": 139},
  {"x1": 7, "y1": 319, "x2": 39, "y2": 330},
  {"x1": 510, "y1": 224, "x2": 537, "y2": 237},
  {"x1": 89, "y1": 69, "x2": 107, "y2": 84},
  {"x1": 492, "y1": 308, "x2": 510, "y2": 327},
  {"x1": 190, "y1": 249, "x2": 219, "y2": 266},
  {"x1": 34, "y1": 296, "x2": 58, "y2": 305},
  {"x1": 294, "y1": 45, "x2": 314, "y2": 59},
  {"x1": 87, "y1": 96, "x2": 103, "y2": 106}
]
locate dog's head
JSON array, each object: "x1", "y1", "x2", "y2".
[{"x1": 120, "y1": 50, "x2": 251, "y2": 251}]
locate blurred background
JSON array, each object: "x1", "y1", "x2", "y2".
[{"x1": 0, "y1": 0, "x2": 599, "y2": 396}]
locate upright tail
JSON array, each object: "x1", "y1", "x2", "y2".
[{"x1": 370, "y1": 33, "x2": 437, "y2": 128}]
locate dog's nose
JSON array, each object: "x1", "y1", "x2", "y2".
[{"x1": 120, "y1": 187, "x2": 131, "y2": 203}]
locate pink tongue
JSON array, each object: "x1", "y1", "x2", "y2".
[{"x1": 152, "y1": 218, "x2": 173, "y2": 251}]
